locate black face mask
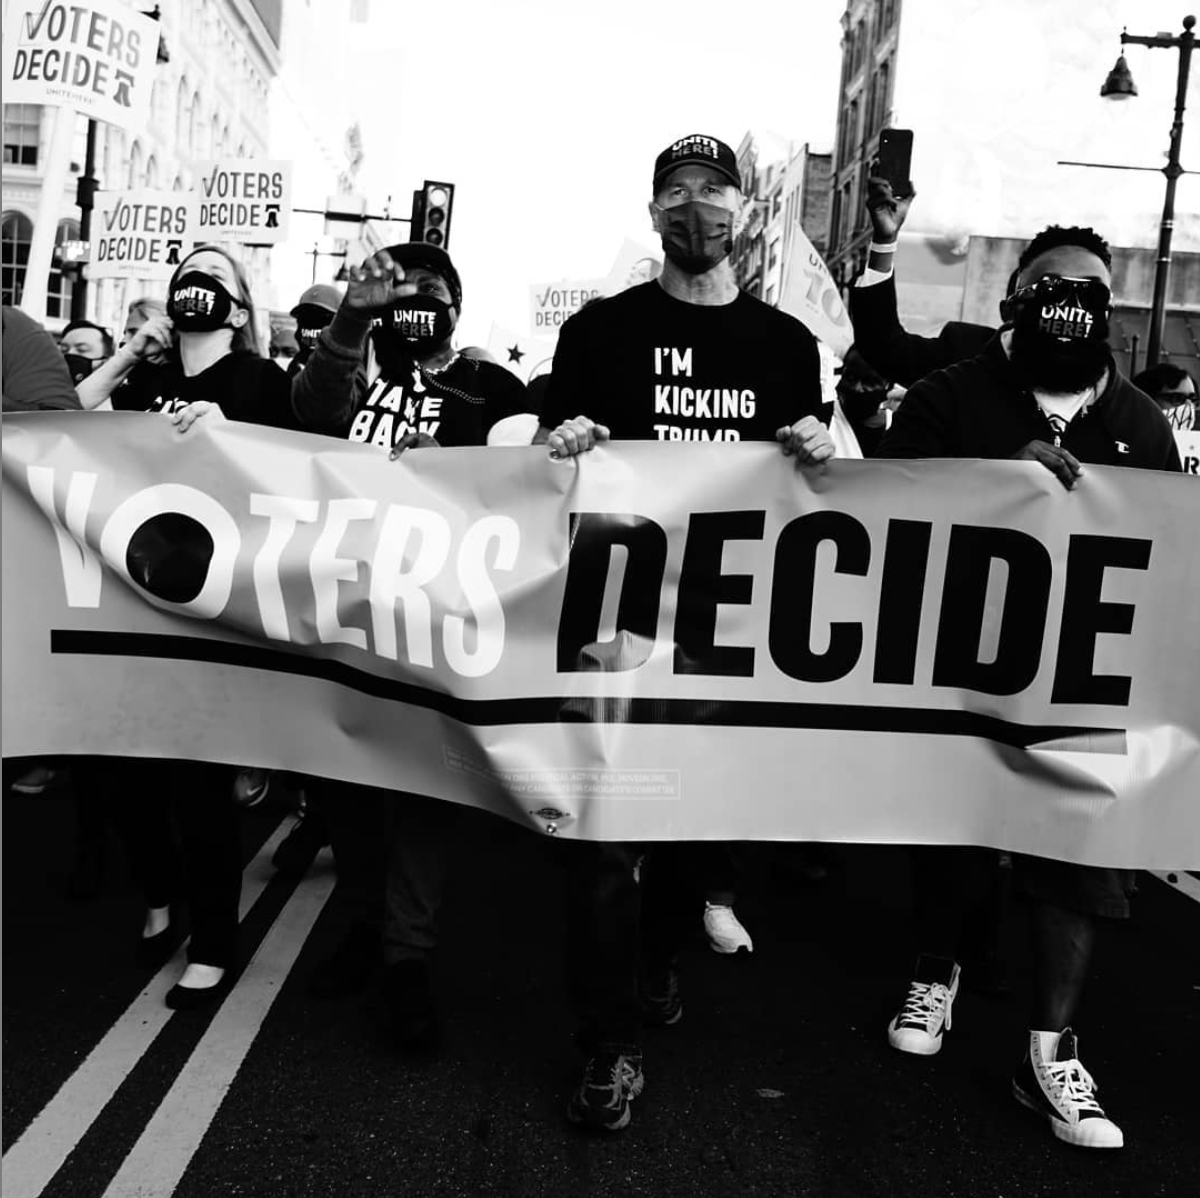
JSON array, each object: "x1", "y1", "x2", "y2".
[
  {"x1": 370, "y1": 295, "x2": 455, "y2": 375},
  {"x1": 1007, "y1": 277, "x2": 1112, "y2": 392},
  {"x1": 168, "y1": 271, "x2": 240, "y2": 332},
  {"x1": 655, "y1": 200, "x2": 737, "y2": 274},
  {"x1": 63, "y1": 353, "x2": 104, "y2": 384},
  {"x1": 295, "y1": 326, "x2": 327, "y2": 353}
]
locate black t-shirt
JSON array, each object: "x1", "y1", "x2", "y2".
[
  {"x1": 112, "y1": 351, "x2": 293, "y2": 429},
  {"x1": 344, "y1": 353, "x2": 529, "y2": 449},
  {"x1": 540, "y1": 281, "x2": 825, "y2": 441}
]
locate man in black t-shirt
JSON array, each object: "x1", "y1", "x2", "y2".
[
  {"x1": 538, "y1": 134, "x2": 831, "y2": 461},
  {"x1": 538, "y1": 134, "x2": 834, "y2": 1134},
  {"x1": 288, "y1": 243, "x2": 535, "y2": 1044}
]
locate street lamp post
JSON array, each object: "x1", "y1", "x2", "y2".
[
  {"x1": 1102, "y1": 14, "x2": 1195, "y2": 369},
  {"x1": 69, "y1": 7, "x2": 169, "y2": 322}
]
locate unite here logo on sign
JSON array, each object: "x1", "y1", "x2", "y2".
[
  {"x1": 189, "y1": 161, "x2": 293, "y2": 246},
  {"x1": 2, "y1": 0, "x2": 159, "y2": 132},
  {"x1": 88, "y1": 190, "x2": 191, "y2": 281}
]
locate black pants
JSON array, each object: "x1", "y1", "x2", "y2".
[
  {"x1": 563, "y1": 841, "x2": 697, "y2": 1056},
  {"x1": 75, "y1": 756, "x2": 242, "y2": 969},
  {"x1": 307, "y1": 780, "x2": 459, "y2": 962}
]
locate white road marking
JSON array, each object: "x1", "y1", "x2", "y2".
[
  {"x1": 1148, "y1": 869, "x2": 1200, "y2": 906},
  {"x1": 1, "y1": 818, "x2": 299, "y2": 1198},
  {"x1": 101, "y1": 854, "x2": 337, "y2": 1198}
]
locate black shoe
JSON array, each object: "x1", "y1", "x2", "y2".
[
  {"x1": 272, "y1": 813, "x2": 329, "y2": 876},
  {"x1": 381, "y1": 959, "x2": 438, "y2": 1049},
  {"x1": 165, "y1": 972, "x2": 233, "y2": 1011},
  {"x1": 639, "y1": 964, "x2": 683, "y2": 1028},
  {"x1": 136, "y1": 925, "x2": 178, "y2": 969},
  {"x1": 567, "y1": 1051, "x2": 644, "y2": 1131},
  {"x1": 306, "y1": 923, "x2": 379, "y2": 999}
]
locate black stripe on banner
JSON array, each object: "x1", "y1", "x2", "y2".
[{"x1": 50, "y1": 630, "x2": 1128, "y2": 755}]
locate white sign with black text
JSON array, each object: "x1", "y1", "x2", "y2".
[
  {"x1": 189, "y1": 160, "x2": 293, "y2": 245},
  {"x1": 88, "y1": 190, "x2": 191, "y2": 281},
  {"x1": 1, "y1": 0, "x2": 159, "y2": 132}
]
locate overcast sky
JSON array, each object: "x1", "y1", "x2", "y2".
[{"x1": 280, "y1": 0, "x2": 1197, "y2": 347}]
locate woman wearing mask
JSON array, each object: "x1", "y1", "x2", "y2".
[
  {"x1": 73, "y1": 245, "x2": 291, "y2": 1008},
  {"x1": 77, "y1": 245, "x2": 292, "y2": 427}
]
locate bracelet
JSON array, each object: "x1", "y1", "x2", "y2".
[{"x1": 868, "y1": 241, "x2": 897, "y2": 254}]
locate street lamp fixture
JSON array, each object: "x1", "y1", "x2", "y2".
[
  {"x1": 1099, "y1": 54, "x2": 1137, "y2": 99},
  {"x1": 1101, "y1": 14, "x2": 1195, "y2": 368}
]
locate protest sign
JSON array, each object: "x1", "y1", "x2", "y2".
[
  {"x1": 188, "y1": 160, "x2": 293, "y2": 245},
  {"x1": 777, "y1": 222, "x2": 855, "y2": 357},
  {"x1": 601, "y1": 240, "x2": 663, "y2": 296},
  {"x1": 88, "y1": 190, "x2": 190, "y2": 280},
  {"x1": 529, "y1": 280, "x2": 605, "y2": 337},
  {"x1": 3, "y1": 416, "x2": 1197, "y2": 866},
  {"x1": 1175, "y1": 429, "x2": 1199, "y2": 476},
  {"x1": 2, "y1": 0, "x2": 160, "y2": 131}
]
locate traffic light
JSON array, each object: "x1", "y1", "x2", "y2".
[{"x1": 409, "y1": 180, "x2": 455, "y2": 248}]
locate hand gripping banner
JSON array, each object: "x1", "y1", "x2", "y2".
[{"x1": 3, "y1": 413, "x2": 1198, "y2": 867}]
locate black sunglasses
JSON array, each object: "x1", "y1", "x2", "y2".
[{"x1": 1013, "y1": 275, "x2": 1111, "y2": 309}]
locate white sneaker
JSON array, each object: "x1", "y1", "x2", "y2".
[
  {"x1": 703, "y1": 902, "x2": 753, "y2": 954},
  {"x1": 1012, "y1": 1029, "x2": 1124, "y2": 1148},
  {"x1": 887, "y1": 962, "x2": 961, "y2": 1055}
]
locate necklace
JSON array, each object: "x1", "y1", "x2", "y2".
[{"x1": 420, "y1": 351, "x2": 459, "y2": 376}]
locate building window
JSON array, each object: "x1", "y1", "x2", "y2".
[
  {"x1": 3, "y1": 104, "x2": 41, "y2": 166},
  {"x1": 145, "y1": 154, "x2": 160, "y2": 188},
  {"x1": 769, "y1": 239, "x2": 780, "y2": 271},
  {"x1": 127, "y1": 140, "x2": 144, "y2": 188},
  {"x1": 176, "y1": 78, "x2": 190, "y2": 150},
  {"x1": 2, "y1": 211, "x2": 33, "y2": 306},
  {"x1": 190, "y1": 94, "x2": 204, "y2": 158},
  {"x1": 874, "y1": 60, "x2": 891, "y2": 133},
  {"x1": 765, "y1": 284, "x2": 776, "y2": 307},
  {"x1": 47, "y1": 219, "x2": 80, "y2": 320},
  {"x1": 884, "y1": 0, "x2": 898, "y2": 28}
]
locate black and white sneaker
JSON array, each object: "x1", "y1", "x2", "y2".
[
  {"x1": 887, "y1": 955, "x2": 960, "y2": 1056},
  {"x1": 567, "y1": 1052, "x2": 644, "y2": 1131},
  {"x1": 1012, "y1": 1028, "x2": 1124, "y2": 1148}
]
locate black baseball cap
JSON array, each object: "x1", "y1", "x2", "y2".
[
  {"x1": 382, "y1": 243, "x2": 463, "y2": 311},
  {"x1": 653, "y1": 134, "x2": 742, "y2": 194}
]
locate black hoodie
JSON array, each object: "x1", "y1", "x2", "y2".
[{"x1": 877, "y1": 334, "x2": 1181, "y2": 472}]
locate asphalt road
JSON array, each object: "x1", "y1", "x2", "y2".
[{"x1": 3, "y1": 770, "x2": 1198, "y2": 1198}]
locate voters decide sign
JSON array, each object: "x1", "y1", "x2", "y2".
[
  {"x1": 2, "y1": 0, "x2": 160, "y2": 132},
  {"x1": 88, "y1": 190, "x2": 191, "y2": 281},
  {"x1": 188, "y1": 160, "x2": 293, "y2": 246},
  {"x1": 529, "y1": 280, "x2": 605, "y2": 337}
]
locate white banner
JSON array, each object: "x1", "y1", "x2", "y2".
[
  {"x1": 188, "y1": 160, "x2": 293, "y2": 245},
  {"x1": 2, "y1": 0, "x2": 160, "y2": 132},
  {"x1": 778, "y1": 222, "x2": 855, "y2": 357},
  {"x1": 87, "y1": 189, "x2": 191, "y2": 280},
  {"x1": 529, "y1": 279, "x2": 605, "y2": 338}
]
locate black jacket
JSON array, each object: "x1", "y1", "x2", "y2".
[
  {"x1": 848, "y1": 274, "x2": 994, "y2": 388},
  {"x1": 877, "y1": 335, "x2": 1181, "y2": 472}
]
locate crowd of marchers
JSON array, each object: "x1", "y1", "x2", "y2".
[{"x1": 3, "y1": 131, "x2": 1192, "y2": 1148}]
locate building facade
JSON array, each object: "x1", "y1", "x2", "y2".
[
  {"x1": 2, "y1": 0, "x2": 281, "y2": 334},
  {"x1": 731, "y1": 131, "x2": 833, "y2": 307}
]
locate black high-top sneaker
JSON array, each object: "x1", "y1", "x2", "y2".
[{"x1": 1012, "y1": 1028, "x2": 1124, "y2": 1148}]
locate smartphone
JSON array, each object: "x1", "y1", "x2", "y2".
[{"x1": 876, "y1": 128, "x2": 913, "y2": 197}]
